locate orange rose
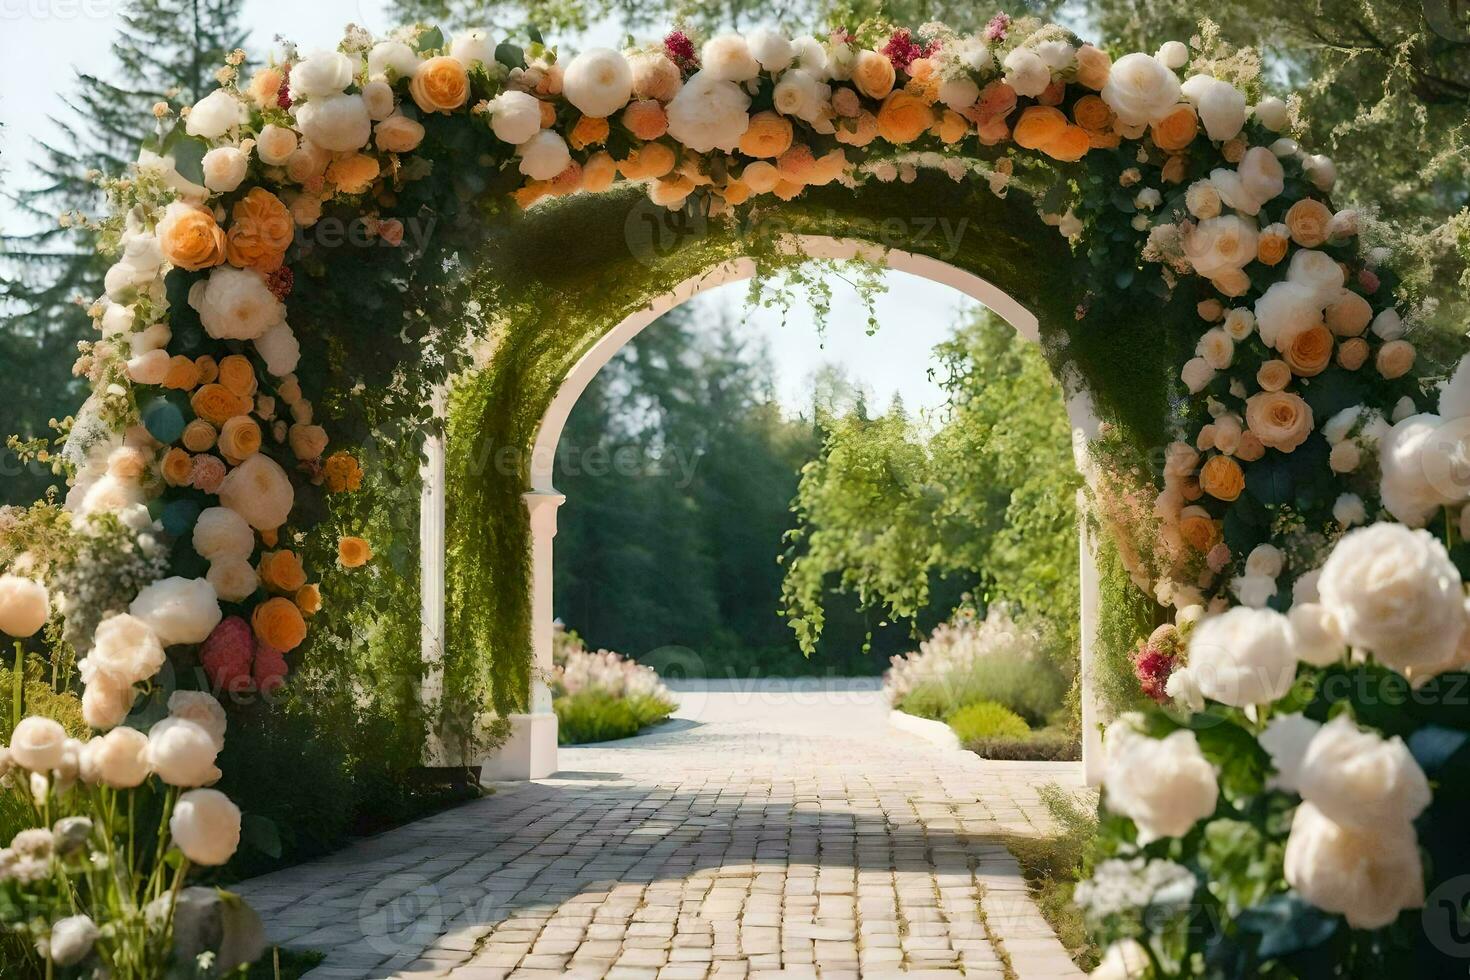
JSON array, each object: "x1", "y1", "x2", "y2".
[
  {"x1": 1282, "y1": 323, "x2": 1334, "y2": 377},
  {"x1": 190, "y1": 384, "x2": 251, "y2": 425},
  {"x1": 1257, "y1": 360, "x2": 1292, "y2": 392},
  {"x1": 538, "y1": 100, "x2": 557, "y2": 129},
  {"x1": 162, "y1": 355, "x2": 202, "y2": 391},
  {"x1": 157, "y1": 203, "x2": 226, "y2": 271},
  {"x1": 323, "y1": 451, "x2": 363, "y2": 493},
  {"x1": 934, "y1": 109, "x2": 969, "y2": 145},
  {"x1": 182, "y1": 420, "x2": 217, "y2": 453},
  {"x1": 326, "y1": 153, "x2": 381, "y2": 195},
  {"x1": 904, "y1": 57, "x2": 940, "y2": 104},
  {"x1": 1012, "y1": 106, "x2": 1067, "y2": 150},
  {"x1": 374, "y1": 114, "x2": 425, "y2": 154},
  {"x1": 161, "y1": 448, "x2": 193, "y2": 486},
  {"x1": 1150, "y1": 105, "x2": 1198, "y2": 152},
  {"x1": 1159, "y1": 154, "x2": 1185, "y2": 182},
  {"x1": 834, "y1": 111, "x2": 879, "y2": 147},
  {"x1": 622, "y1": 100, "x2": 669, "y2": 141},
  {"x1": 738, "y1": 111, "x2": 794, "y2": 158},
  {"x1": 1258, "y1": 223, "x2": 1290, "y2": 265},
  {"x1": 195, "y1": 355, "x2": 219, "y2": 385},
  {"x1": 1043, "y1": 125, "x2": 1090, "y2": 162},
  {"x1": 1285, "y1": 199, "x2": 1331, "y2": 247},
  {"x1": 258, "y1": 550, "x2": 307, "y2": 594},
  {"x1": 513, "y1": 181, "x2": 552, "y2": 209},
  {"x1": 337, "y1": 536, "x2": 372, "y2": 569},
  {"x1": 247, "y1": 67, "x2": 285, "y2": 109},
  {"x1": 1336, "y1": 337, "x2": 1369, "y2": 371},
  {"x1": 295, "y1": 583, "x2": 322, "y2": 616},
  {"x1": 409, "y1": 55, "x2": 469, "y2": 113},
  {"x1": 721, "y1": 180, "x2": 751, "y2": 206},
  {"x1": 217, "y1": 415, "x2": 262, "y2": 462},
  {"x1": 252, "y1": 596, "x2": 307, "y2": 652},
  {"x1": 226, "y1": 188, "x2": 293, "y2": 273},
  {"x1": 875, "y1": 91, "x2": 933, "y2": 144},
  {"x1": 1199, "y1": 454, "x2": 1245, "y2": 501},
  {"x1": 775, "y1": 145, "x2": 817, "y2": 184},
  {"x1": 617, "y1": 143, "x2": 676, "y2": 180},
  {"x1": 217, "y1": 354, "x2": 257, "y2": 398},
  {"x1": 1245, "y1": 390, "x2": 1314, "y2": 452},
  {"x1": 1072, "y1": 95, "x2": 1113, "y2": 134},
  {"x1": 852, "y1": 49, "x2": 896, "y2": 100},
  {"x1": 1179, "y1": 507, "x2": 1220, "y2": 551},
  {"x1": 1075, "y1": 45, "x2": 1112, "y2": 90},
  {"x1": 741, "y1": 161, "x2": 780, "y2": 194},
  {"x1": 582, "y1": 152, "x2": 616, "y2": 193},
  {"x1": 569, "y1": 115, "x2": 610, "y2": 150},
  {"x1": 1236, "y1": 432, "x2": 1266, "y2": 462},
  {"x1": 1377, "y1": 339, "x2": 1415, "y2": 379}
]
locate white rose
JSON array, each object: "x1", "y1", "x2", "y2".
[
  {"x1": 1318, "y1": 522, "x2": 1467, "y2": 676},
  {"x1": 1303, "y1": 153, "x2": 1337, "y2": 191},
  {"x1": 1332, "y1": 493, "x2": 1365, "y2": 527},
  {"x1": 146, "y1": 718, "x2": 221, "y2": 788},
  {"x1": 1328, "y1": 440, "x2": 1361, "y2": 473},
  {"x1": 88, "y1": 613, "x2": 165, "y2": 686},
  {"x1": 486, "y1": 91, "x2": 542, "y2": 146},
  {"x1": 1253, "y1": 281, "x2": 1320, "y2": 350},
  {"x1": 1245, "y1": 544, "x2": 1284, "y2": 578},
  {"x1": 1378, "y1": 414, "x2": 1466, "y2": 526},
  {"x1": 1372, "y1": 308, "x2": 1405, "y2": 340},
  {"x1": 0, "y1": 574, "x2": 49, "y2": 638},
  {"x1": 1231, "y1": 574, "x2": 1277, "y2": 608},
  {"x1": 1183, "y1": 214, "x2": 1257, "y2": 279},
  {"x1": 255, "y1": 320, "x2": 300, "y2": 376},
  {"x1": 170, "y1": 788, "x2": 242, "y2": 866},
  {"x1": 81, "y1": 727, "x2": 149, "y2": 789},
  {"x1": 186, "y1": 90, "x2": 247, "y2": 139},
  {"x1": 201, "y1": 145, "x2": 249, "y2": 193},
  {"x1": 192, "y1": 507, "x2": 254, "y2": 563},
  {"x1": 289, "y1": 50, "x2": 354, "y2": 99},
  {"x1": 207, "y1": 558, "x2": 259, "y2": 603},
  {"x1": 1103, "y1": 726, "x2": 1218, "y2": 843},
  {"x1": 745, "y1": 28, "x2": 793, "y2": 72},
  {"x1": 1101, "y1": 51, "x2": 1182, "y2": 126},
  {"x1": 790, "y1": 35, "x2": 829, "y2": 77},
  {"x1": 772, "y1": 68, "x2": 826, "y2": 122},
  {"x1": 81, "y1": 680, "x2": 134, "y2": 731},
  {"x1": 1092, "y1": 939, "x2": 1151, "y2": 980},
  {"x1": 702, "y1": 34, "x2": 760, "y2": 82},
  {"x1": 1219, "y1": 147, "x2": 1284, "y2": 214},
  {"x1": 1438, "y1": 353, "x2": 1470, "y2": 419},
  {"x1": 1322, "y1": 405, "x2": 1362, "y2": 445},
  {"x1": 450, "y1": 28, "x2": 495, "y2": 68},
  {"x1": 361, "y1": 78, "x2": 395, "y2": 121},
  {"x1": 256, "y1": 124, "x2": 298, "y2": 166},
  {"x1": 1181, "y1": 75, "x2": 1245, "y2": 141},
  {"x1": 1222, "y1": 308, "x2": 1254, "y2": 341},
  {"x1": 1155, "y1": 40, "x2": 1189, "y2": 69},
  {"x1": 1180, "y1": 356, "x2": 1216, "y2": 394},
  {"x1": 129, "y1": 578, "x2": 221, "y2": 647},
  {"x1": 168, "y1": 692, "x2": 227, "y2": 751},
  {"x1": 1288, "y1": 603, "x2": 1345, "y2": 666},
  {"x1": 516, "y1": 130, "x2": 571, "y2": 180},
  {"x1": 1187, "y1": 607, "x2": 1298, "y2": 707},
  {"x1": 1185, "y1": 179, "x2": 1221, "y2": 219},
  {"x1": 217, "y1": 454, "x2": 295, "y2": 531},
  {"x1": 562, "y1": 48, "x2": 633, "y2": 118},
  {"x1": 49, "y1": 915, "x2": 99, "y2": 967},
  {"x1": 369, "y1": 40, "x2": 418, "y2": 79},
  {"x1": 294, "y1": 93, "x2": 372, "y2": 153},
  {"x1": 1034, "y1": 40, "x2": 1075, "y2": 71},
  {"x1": 1284, "y1": 802, "x2": 1423, "y2": 929},
  {"x1": 1286, "y1": 249, "x2": 1346, "y2": 307},
  {"x1": 1258, "y1": 712, "x2": 1322, "y2": 791},
  {"x1": 1002, "y1": 48, "x2": 1051, "y2": 98},
  {"x1": 1297, "y1": 714, "x2": 1430, "y2": 829},
  {"x1": 1196, "y1": 328, "x2": 1234, "y2": 370},
  {"x1": 10, "y1": 717, "x2": 67, "y2": 772},
  {"x1": 127, "y1": 349, "x2": 169, "y2": 385},
  {"x1": 191, "y1": 266, "x2": 283, "y2": 342},
  {"x1": 666, "y1": 71, "x2": 751, "y2": 153},
  {"x1": 1253, "y1": 96, "x2": 1289, "y2": 131}
]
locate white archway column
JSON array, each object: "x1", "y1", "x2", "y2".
[
  {"x1": 419, "y1": 390, "x2": 450, "y2": 765},
  {"x1": 479, "y1": 490, "x2": 562, "y2": 780}
]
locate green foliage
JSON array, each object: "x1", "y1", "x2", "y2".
[
  {"x1": 1004, "y1": 783, "x2": 1102, "y2": 970},
  {"x1": 947, "y1": 700, "x2": 1030, "y2": 742},
  {"x1": 898, "y1": 650, "x2": 1069, "y2": 727},
  {"x1": 965, "y1": 728, "x2": 1081, "y2": 761},
  {"x1": 554, "y1": 690, "x2": 676, "y2": 744}
]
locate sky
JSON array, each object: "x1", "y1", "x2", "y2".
[{"x1": 1, "y1": 0, "x2": 986, "y2": 416}]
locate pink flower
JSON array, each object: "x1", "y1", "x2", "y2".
[
  {"x1": 1357, "y1": 269, "x2": 1380, "y2": 294},
  {"x1": 1132, "y1": 643, "x2": 1176, "y2": 703},
  {"x1": 190, "y1": 454, "x2": 227, "y2": 494},
  {"x1": 378, "y1": 219, "x2": 404, "y2": 246},
  {"x1": 253, "y1": 646, "x2": 289, "y2": 694},
  {"x1": 984, "y1": 13, "x2": 1011, "y2": 43},
  {"x1": 201, "y1": 617, "x2": 254, "y2": 692},
  {"x1": 1206, "y1": 542, "x2": 1232, "y2": 573},
  {"x1": 663, "y1": 31, "x2": 697, "y2": 71}
]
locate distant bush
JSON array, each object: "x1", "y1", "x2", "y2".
[
  {"x1": 947, "y1": 700, "x2": 1030, "y2": 743},
  {"x1": 555, "y1": 690, "x2": 676, "y2": 744},
  {"x1": 552, "y1": 626, "x2": 676, "y2": 744}
]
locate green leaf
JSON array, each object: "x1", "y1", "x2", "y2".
[
  {"x1": 170, "y1": 134, "x2": 208, "y2": 186},
  {"x1": 414, "y1": 26, "x2": 444, "y2": 53},
  {"x1": 495, "y1": 42, "x2": 527, "y2": 69},
  {"x1": 527, "y1": 25, "x2": 544, "y2": 45},
  {"x1": 1235, "y1": 893, "x2": 1338, "y2": 959},
  {"x1": 1245, "y1": 454, "x2": 1292, "y2": 506}
]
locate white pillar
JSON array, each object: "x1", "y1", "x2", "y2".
[
  {"x1": 1078, "y1": 488, "x2": 1105, "y2": 785},
  {"x1": 479, "y1": 489, "x2": 562, "y2": 780},
  {"x1": 419, "y1": 403, "x2": 450, "y2": 766}
]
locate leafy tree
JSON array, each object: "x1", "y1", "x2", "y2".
[{"x1": 1, "y1": 0, "x2": 247, "y2": 505}]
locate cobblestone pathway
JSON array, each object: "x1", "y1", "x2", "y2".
[{"x1": 238, "y1": 679, "x2": 1089, "y2": 979}]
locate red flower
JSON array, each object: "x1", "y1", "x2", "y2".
[
  {"x1": 880, "y1": 29, "x2": 934, "y2": 71},
  {"x1": 266, "y1": 266, "x2": 294, "y2": 300},
  {"x1": 276, "y1": 64, "x2": 293, "y2": 108},
  {"x1": 1132, "y1": 644, "x2": 1176, "y2": 704},
  {"x1": 254, "y1": 645, "x2": 289, "y2": 695},
  {"x1": 663, "y1": 31, "x2": 698, "y2": 72},
  {"x1": 202, "y1": 616, "x2": 255, "y2": 693}
]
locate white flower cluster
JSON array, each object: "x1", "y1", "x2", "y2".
[
  {"x1": 1073, "y1": 856, "x2": 1196, "y2": 921},
  {"x1": 882, "y1": 607, "x2": 1036, "y2": 705},
  {"x1": 556, "y1": 644, "x2": 673, "y2": 703}
]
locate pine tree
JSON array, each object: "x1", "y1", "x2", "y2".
[{"x1": 1, "y1": 0, "x2": 246, "y2": 504}]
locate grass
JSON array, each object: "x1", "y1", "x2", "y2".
[
  {"x1": 554, "y1": 690, "x2": 677, "y2": 744},
  {"x1": 961, "y1": 725, "x2": 1081, "y2": 761},
  {"x1": 947, "y1": 700, "x2": 1030, "y2": 742},
  {"x1": 1001, "y1": 783, "x2": 1101, "y2": 972},
  {"x1": 897, "y1": 651, "x2": 1069, "y2": 727}
]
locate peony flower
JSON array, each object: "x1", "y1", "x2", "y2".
[
  {"x1": 1180, "y1": 357, "x2": 1216, "y2": 394},
  {"x1": 449, "y1": 28, "x2": 495, "y2": 68},
  {"x1": 193, "y1": 507, "x2": 254, "y2": 563},
  {"x1": 375, "y1": 114, "x2": 425, "y2": 153},
  {"x1": 146, "y1": 717, "x2": 221, "y2": 787},
  {"x1": 48, "y1": 915, "x2": 99, "y2": 967},
  {"x1": 191, "y1": 266, "x2": 283, "y2": 341},
  {"x1": 1101, "y1": 52, "x2": 1182, "y2": 126},
  {"x1": 517, "y1": 130, "x2": 571, "y2": 181},
  {"x1": 851, "y1": 49, "x2": 896, "y2": 99},
  {"x1": 206, "y1": 558, "x2": 259, "y2": 603},
  {"x1": 1288, "y1": 603, "x2": 1345, "y2": 666},
  {"x1": 360, "y1": 78, "x2": 395, "y2": 120},
  {"x1": 1245, "y1": 390, "x2": 1313, "y2": 452},
  {"x1": 486, "y1": 91, "x2": 542, "y2": 145},
  {"x1": 168, "y1": 692, "x2": 227, "y2": 751},
  {"x1": 289, "y1": 50, "x2": 354, "y2": 99},
  {"x1": 1318, "y1": 522, "x2": 1466, "y2": 677},
  {"x1": 1258, "y1": 712, "x2": 1322, "y2": 792},
  {"x1": 666, "y1": 71, "x2": 751, "y2": 153},
  {"x1": 1187, "y1": 607, "x2": 1297, "y2": 706},
  {"x1": 80, "y1": 726, "x2": 149, "y2": 789},
  {"x1": 1284, "y1": 801, "x2": 1423, "y2": 929},
  {"x1": 772, "y1": 68, "x2": 827, "y2": 122},
  {"x1": 256, "y1": 124, "x2": 298, "y2": 166},
  {"x1": 88, "y1": 613, "x2": 165, "y2": 686},
  {"x1": 1181, "y1": 74, "x2": 1245, "y2": 141},
  {"x1": 1253, "y1": 96, "x2": 1289, "y2": 131},
  {"x1": 294, "y1": 93, "x2": 371, "y2": 152},
  {"x1": 627, "y1": 50, "x2": 682, "y2": 102},
  {"x1": 701, "y1": 34, "x2": 760, "y2": 82},
  {"x1": 1002, "y1": 47, "x2": 1051, "y2": 98},
  {"x1": 255, "y1": 321, "x2": 300, "y2": 377},
  {"x1": 81, "y1": 680, "x2": 134, "y2": 731},
  {"x1": 0, "y1": 574, "x2": 49, "y2": 638},
  {"x1": 201, "y1": 145, "x2": 249, "y2": 193},
  {"x1": 10, "y1": 717, "x2": 67, "y2": 772},
  {"x1": 409, "y1": 56, "x2": 469, "y2": 114},
  {"x1": 1183, "y1": 215, "x2": 1257, "y2": 280},
  {"x1": 186, "y1": 89, "x2": 247, "y2": 139},
  {"x1": 563, "y1": 48, "x2": 633, "y2": 117},
  {"x1": 1377, "y1": 340, "x2": 1416, "y2": 380},
  {"x1": 217, "y1": 454, "x2": 294, "y2": 531},
  {"x1": 1297, "y1": 714, "x2": 1430, "y2": 829},
  {"x1": 129, "y1": 577, "x2": 222, "y2": 647},
  {"x1": 169, "y1": 788, "x2": 241, "y2": 866},
  {"x1": 368, "y1": 40, "x2": 418, "y2": 79},
  {"x1": 1103, "y1": 723, "x2": 1218, "y2": 842}
]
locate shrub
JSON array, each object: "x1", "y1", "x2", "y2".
[
  {"x1": 964, "y1": 729, "x2": 1082, "y2": 761},
  {"x1": 555, "y1": 690, "x2": 676, "y2": 744},
  {"x1": 947, "y1": 700, "x2": 1030, "y2": 742}
]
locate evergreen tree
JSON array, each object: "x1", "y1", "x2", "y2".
[{"x1": 1, "y1": 0, "x2": 247, "y2": 504}]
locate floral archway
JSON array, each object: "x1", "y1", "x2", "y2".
[{"x1": 1, "y1": 11, "x2": 1467, "y2": 976}]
